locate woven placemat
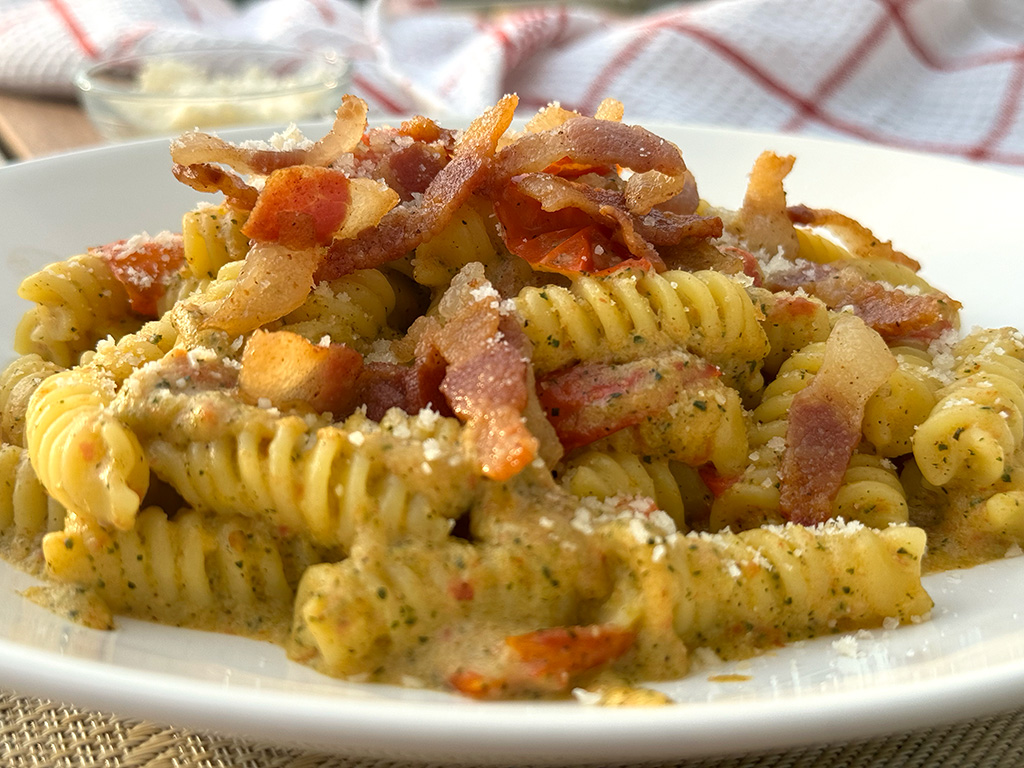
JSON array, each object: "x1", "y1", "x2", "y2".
[{"x1": 2, "y1": 689, "x2": 1024, "y2": 768}]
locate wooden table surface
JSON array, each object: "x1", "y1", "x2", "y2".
[{"x1": 0, "y1": 91, "x2": 101, "y2": 161}]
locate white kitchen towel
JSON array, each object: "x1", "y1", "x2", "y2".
[{"x1": 2, "y1": 0, "x2": 1024, "y2": 166}]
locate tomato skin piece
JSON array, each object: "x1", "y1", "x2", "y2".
[
  {"x1": 98, "y1": 236, "x2": 185, "y2": 317},
  {"x1": 538, "y1": 355, "x2": 721, "y2": 453},
  {"x1": 506, "y1": 624, "x2": 636, "y2": 678},
  {"x1": 698, "y1": 464, "x2": 740, "y2": 498},
  {"x1": 515, "y1": 225, "x2": 624, "y2": 276},
  {"x1": 243, "y1": 165, "x2": 352, "y2": 249},
  {"x1": 447, "y1": 624, "x2": 636, "y2": 699}
]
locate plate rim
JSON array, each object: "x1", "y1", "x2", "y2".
[{"x1": 2, "y1": 121, "x2": 1024, "y2": 764}]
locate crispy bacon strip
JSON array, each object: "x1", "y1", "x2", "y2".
[
  {"x1": 242, "y1": 166, "x2": 353, "y2": 249},
  {"x1": 764, "y1": 260, "x2": 959, "y2": 345},
  {"x1": 171, "y1": 163, "x2": 259, "y2": 209},
  {"x1": 489, "y1": 116, "x2": 689, "y2": 214},
  {"x1": 497, "y1": 174, "x2": 721, "y2": 275},
  {"x1": 318, "y1": 94, "x2": 519, "y2": 279},
  {"x1": 206, "y1": 175, "x2": 398, "y2": 336},
  {"x1": 733, "y1": 151, "x2": 798, "y2": 258},
  {"x1": 779, "y1": 314, "x2": 896, "y2": 525},
  {"x1": 788, "y1": 204, "x2": 921, "y2": 271},
  {"x1": 96, "y1": 233, "x2": 185, "y2": 317},
  {"x1": 169, "y1": 94, "x2": 368, "y2": 176},
  {"x1": 522, "y1": 99, "x2": 623, "y2": 134},
  {"x1": 358, "y1": 347, "x2": 450, "y2": 422},
  {"x1": 418, "y1": 263, "x2": 559, "y2": 479}
]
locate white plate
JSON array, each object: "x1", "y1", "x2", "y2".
[{"x1": 1, "y1": 125, "x2": 1023, "y2": 765}]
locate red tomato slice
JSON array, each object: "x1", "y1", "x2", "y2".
[
  {"x1": 507, "y1": 624, "x2": 636, "y2": 678},
  {"x1": 99, "y1": 236, "x2": 185, "y2": 317}
]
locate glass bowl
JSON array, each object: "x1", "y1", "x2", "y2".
[{"x1": 74, "y1": 47, "x2": 349, "y2": 141}]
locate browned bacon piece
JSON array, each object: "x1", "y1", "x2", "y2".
[
  {"x1": 238, "y1": 330, "x2": 364, "y2": 415},
  {"x1": 764, "y1": 260, "x2": 958, "y2": 345},
  {"x1": 788, "y1": 204, "x2": 921, "y2": 271},
  {"x1": 413, "y1": 263, "x2": 559, "y2": 480},
  {"x1": 241, "y1": 166, "x2": 353, "y2": 249},
  {"x1": 169, "y1": 94, "x2": 368, "y2": 176},
  {"x1": 318, "y1": 95, "x2": 519, "y2": 280},
  {"x1": 778, "y1": 315, "x2": 896, "y2": 525},
  {"x1": 509, "y1": 174, "x2": 721, "y2": 268},
  {"x1": 734, "y1": 151, "x2": 799, "y2": 258},
  {"x1": 356, "y1": 118, "x2": 456, "y2": 201},
  {"x1": 358, "y1": 346, "x2": 450, "y2": 422},
  {"x1": 171, "y1": 163, "x2": 259, "y2": 210},
  {"x1": 489, "y1": 117, "x2": 687, "y2": 199},
  {"x1": 449, "y1": 624, "x2": 636, "y2": 699}
]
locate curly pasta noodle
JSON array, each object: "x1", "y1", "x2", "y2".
[
  {"x1": 290, "y1": 509, "x2": 929, "y2": 681},
  {"x1": 755, "y1": 288, "x2": 831, "y2": 377},
  {"x1": 80, "y1": 316, "x2": 179, "y2": 384},
  {"x1": 598, "y1": 516, "x2": 930, "y2": 654},
  {"x1": 117, "y1": 372, "x2": 479, "y2": 549},
  {"x1": 862, "y1": 346, "x2": 941, "y2": 457},
  {"x1": 913, "y1": 328, "x2": 1024, "y2": 489},
  {"x1": 594, "y1": 379, "x2": 749, "y2": 477},
  {"x1": 515, "y1": 268, "x2": 769, "y2": 393},
  {"x1": 794, "y1": 228, "x2": 850, "y2": 264},
  {"x1": 412, "y1": 198, "x2": 504, "y2": 290},
  {"x1": 25, "y1": 366, "x2": 149, "y2": 531},
  {"x1": 182, "y1": 203, "x2": 251, "y2": 279},
  {"x1": 0, "y1": 354, "x2": 63, "y2": 447},
  {"x1": 557, "y1": 448, "x2": 688, "y2": 529},
  {"x1": 0, "y1": 444, "x2": 65, "y2": 556},
  {"x1": 15, "y1": 251, "x2": 143, "y2": 367},
  {"x1": 279, "y1": 269, "x2": 400, "y2": 352},
  {"x1": 43, "y1": 507, "x2": 326, "y2": 636}
]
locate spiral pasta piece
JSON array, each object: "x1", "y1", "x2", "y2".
[
  {"x1": 0, "y1": 354, "x2": 63, "y2": 447},
  {"x1": 80, "y1": 315, "x2": 179, "y2": 384},
  {"x1": 0, "y1": 443, "x2": 65, "y2": 555},
  {"x1": 291, "y1": 500, "x2": 929, "y2": 683},
  {"x1": 557, "y1": 448, "x2": 688, "y2": 529},
  {"x1": 756, "y1": 288, "x2": 831, "y2": 377},
  {"x1": 862, "y1": 346, "x2": 941, "y2": 457},
  {"x1": 413, "y1": 198, "x2": 504, "y2": 289},
  {"x1": 43, "y1": 507, "x2": 326, "y2": 635},
  {"x1": 182, "y1": 203, "x2": 251, "y2": 279},
  {"x1": 597, "y1": 378, "x2": 750, "y2": 477},
  {"x1": 118, "y1": 374, "x2": 479, "y2": 549},
  {"x1": 515, "y1": 268, "x2": 769, "y2": 393},
  {"x1": 598, "y1": 516, "x2": 931, "y2": 655},
  {"x1": 832, "y1": 454, "x2": 908, "y2": 529},
  {"x1": 25, "y1": 367, "x2": 148, "y2": 531},
  {"x1": 913, "y1": 328, "x2": 1024, "y2": 488},
  {"x1": 15, "y1": 251, "x2": 143, "y2": 367},
  {"x1": 794, "y1": 228, "x2": 850, "y2": 264},
  {"x1": 279, "y1": 269, "x2": 399, "y2": 352}
]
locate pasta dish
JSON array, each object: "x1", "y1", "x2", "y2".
[{"x1": 1, "y1": 95, "x2": 1020, "y2": 702}]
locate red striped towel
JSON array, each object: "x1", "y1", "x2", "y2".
[{"x1": 2, "y1": 0, "x2": 1024, "y2": 167}]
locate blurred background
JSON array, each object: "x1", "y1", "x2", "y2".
[{"x1": 0, "y1": 0, "x2": 1023, "y2": 168}]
